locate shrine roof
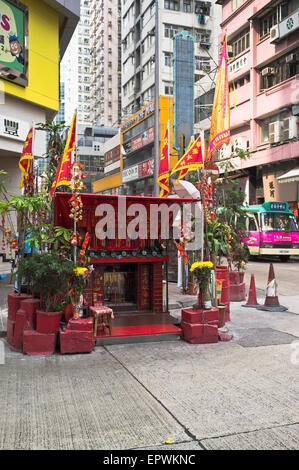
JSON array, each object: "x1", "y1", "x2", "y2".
[{"x1": 54, "y1": 192, "x2": 198, "y2": 204}]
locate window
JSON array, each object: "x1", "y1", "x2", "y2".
[
  {"x1": 164, "y1": 51, "x2": 173, "y2": 67},
  {"x1": 232, "y1": 0, "x2": 244, "y2": 11},
  {"x1": 183, "y1": 1, "x2": 191, "y2": 13},
  {"x1": 164, "y1": 24, "x2": 179, "y2": 38},
  {"x1": 259, "y1": 2, "x2": 291, "y2": 38},
  {"x1": 164, "y1": 81, "x2": 173, "y2": 95},
  {"x1": 164, "y1": 0, "x2": 179, "y2": 11},
  {"x1": 260, "y1": 50, "x2": 299, "y2": 91},
  {"x1": 261, "y1": 213, "x2": 299, "y2": 232},
  {"x1": 229, "y1": 28, "x2": 250, "y2": 58}
]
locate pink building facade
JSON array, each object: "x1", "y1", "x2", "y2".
[{"x1": 216, "y1": 0, "x2": 299, "y2": 215}]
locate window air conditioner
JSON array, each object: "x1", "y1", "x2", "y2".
[
  {"x1": 261, "y1": 67, "x2": 275, "y2": 76},
  {"x1": 282, "y1": 116, "x2": 299, "y2": 140},
  {"x1": 269, "y1": 121, "x2": 281, "y2": 144},
  {"x1": 219, "y1": 143, "x2": 232, "y2": 160},
  {"x1": 269, "y1": 25, "x2": 280, "y2": 43},
  {"x1": 286, "y1": 53, "x2": 297, "y2": 64},
  {"x1": 234, "y1": 137, "x2": 247, "y2": 151}
]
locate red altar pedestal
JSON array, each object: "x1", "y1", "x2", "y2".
[
  {"x1": 60, "y1": 317, "x2": 95, "y2": 354},
  {"x1": 216, "y1": 267, "x2": 230, "y2": 322},
  {"x1": 23, "y1": 330, "x2": 57, "y2": 356},
  {"x1": 181, "y1": 307, "x2": 219, "y2": 344}
]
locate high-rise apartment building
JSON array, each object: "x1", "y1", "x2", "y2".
[
  {"x1": 215, "y1": 0, "x2": 299, "y2": 212},
  {"x1": 64, "y1": 0, "x2": 92, "y2": 126},
  {"x1": 89, "y1": 0, "x2": 122, "y2": 127},
  {"x1": 93, "y1": 0, "x2": 222, "y2": 195},
  {"x1": 121, "y1": 0, "x2": 221, "y2": 121}
]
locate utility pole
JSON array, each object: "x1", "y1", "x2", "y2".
[{"x1": 153, "y1": 0, "x2": 160, "y2": 197}]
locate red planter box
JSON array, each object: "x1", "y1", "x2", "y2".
[
  {"x1": 182, "y1": 307, "x2": 219, "y2": 324},
  {"x1": 229, "y1": 270, "x2": 240, "y2": 285},
  {"x1": 23, "y1": 330, "x2": 57, "y2": 355},
  {"x1": 7, "y1": 293, "x2": 32, "y2": 321},
  {"x1": 12, "y1": 309, "x2": 30, "y2": 351},
  {"x1": 20, "y1": 298, "x2": 40, "y2": 330},
  {"x1": 7, "y1": 319, "x2": 15, "y2": 345},
  {"x1": 181, "y1": 321, "x2": 218, "y2": 344},
  {"x1": 36, "y1": 310, "x2": 62, "y2": 334},
  {"x1": 60, "y1": 329, "x2": 94, "y2": 354},
  {"x1": 67, "y1": 317, "x2": 94, "y2": 332},
  {"x1": 230, "y1": 283, "x2": 246, "y2": 302}
]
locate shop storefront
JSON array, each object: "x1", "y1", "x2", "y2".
[{"x1": 121, "y1": 96, "x2": 178, "y2": 196}]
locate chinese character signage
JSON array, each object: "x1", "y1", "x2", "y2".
[
  {"x1": 0, "y1": 113, "x2": 30, "y2": 140},
  {"x1": 0, "y1": 0, "x2": 28, "y2": 87},
  {"x1": 279, "y1": 12, "x2": 299, "y2": 39},
  {"x1": 270, "y1": 203, "x2": 287, "y2": 211}
]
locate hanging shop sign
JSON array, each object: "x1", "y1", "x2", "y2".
[
  {"x1": 279, "y1": 11, "x2": 299, "y2": 39},
  {"x1": 0, "y1": 113, "x2": 30, "y2": 141},
  {"x1": 0, "y1": 0, "x2": 28, "y2": 87},
  {"x1": 138, "y1": 159, "x2": 154, "y2": 179},
  {"x1": 122, "y1": 159, "x2": 154, "y2": 184},
  {"x1": 131, "y1": 127, "x2": 155, "y2": 152},
  {"x1": 121, "y1": 101, "x2": 155, "y2": 133},
  {"x1": 229, "y1": 53, "x2": 249, "y2": 76},
  {"x1": 122, "y1": 164, "x2": 138, "y2": 183}
]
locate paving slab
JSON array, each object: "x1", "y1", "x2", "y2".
[
  {"x1": 0, "y1": 344, "x2": 189, "y2": 450},
  {"x1": 201, "y1": 423, "x2": 299, "y2": 450},
  {"x1": 106, "y1": 340, "x2": 299, "y2": 442}
]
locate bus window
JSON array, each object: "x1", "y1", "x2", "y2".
[
  {"x1": 261, "y1": 213, "x2": 299, "y2": 232},
  {"x1": 249, "y1": 217, "x2": 257, "y2": 231}
]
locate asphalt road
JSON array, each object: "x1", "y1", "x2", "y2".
[{"x1": 244, "y1": 256, "x2": 299, "y2": 296}]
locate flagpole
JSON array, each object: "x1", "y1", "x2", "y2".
[
  {"x1": 153, "y1": 0, "x2": 160, "y2": 197},
  {"x1": 200, "y1": 129, "x2": 205, "y2": 263},
  {"x1": 73, "y1": 111, "x2": 78, "y2": 266}
]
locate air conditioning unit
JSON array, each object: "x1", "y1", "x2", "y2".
[
  {"x1": 219, "y1": 143, "x2": 232, "y2": 160},
  {"x1": 269, "y1": 121, "x2": 281, "y2": 144},
  {"x1": 282, "y1": 116, "x2": 299, "y2": 140},
  {"x1": 286, "y1": 53, "x2": 296, "y2": 64},
  {"x1": 234, "y1": 136, "x2": 247, "y2": 151},
  {"x1": 262, "y1": 67, "x2": 275, "y2": 76},
  {"x1": 227, "y1": 45, "x2": 233, "y2": 57},
  {"x1": 269, "y1": 25, "x2": 280, "y2": 43}
]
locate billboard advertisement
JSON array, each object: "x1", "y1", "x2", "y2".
[{"x1": 0, "y1": 0, "x2": 28, "y2": 86}]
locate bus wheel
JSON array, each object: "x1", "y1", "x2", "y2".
[{"x1": 280, "y1": 256, "x2": 290, "y2": 262}]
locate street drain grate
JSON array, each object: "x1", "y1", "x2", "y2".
[{"x1": 235, "y1": 328, "x2": 299, "y2": 348}]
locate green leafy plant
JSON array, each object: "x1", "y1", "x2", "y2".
[
  {"x1": 25, "y1": 223, "x2": 72, "y2": 253},
  {"x1": 232, "y1": 241, "x2": 250, "y2": 272},
  {"x1": 35, "y1": 119, "x2": 68, "y2": 193},
  {"x1": 17, "y1": 253, "x2": 74, "y2": 312},
  {"x1": 205, "y1": 219, "x2": 233, "y2": 265}
]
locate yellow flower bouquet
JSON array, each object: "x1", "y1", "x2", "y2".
[{"x1": 190, "y1": 261, "x2": 214, "y2": 301}]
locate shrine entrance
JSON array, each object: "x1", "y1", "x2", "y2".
[{"x1": 103, "y1": 264, "x2": 137, "y2": 312}]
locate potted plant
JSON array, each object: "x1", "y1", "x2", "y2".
[
  {"x1": 190, "y1": 261, "x2": 214, "y2": 309},
  {"x1": 68, "y1": 265, "x2": 94, "y2": 320},
  {"x1": 232, "y1": 241, "x2": 249, "y2": 283},
  {"x1": 17, "y1": 253, "x2": 74, "y2": 334}
]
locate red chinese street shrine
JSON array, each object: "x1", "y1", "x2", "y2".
[{"x1": 54, "y1": 192, "x2": 197, "y2": 341}]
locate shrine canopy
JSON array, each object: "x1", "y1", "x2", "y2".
[{"x1": 54, "y1": 192, "x2": 198, "y2": 257}]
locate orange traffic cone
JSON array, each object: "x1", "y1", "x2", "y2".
[
  {"x1": 242, "y1": 274, "x2": 260, "y2": 308},
  {"x1": 256, "y1": 263, "x2": 287, "y2": 312}
]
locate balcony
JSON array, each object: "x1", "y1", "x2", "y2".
[{"x1": 256, "y1": 74, "x2": 299, "y2": 119}]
